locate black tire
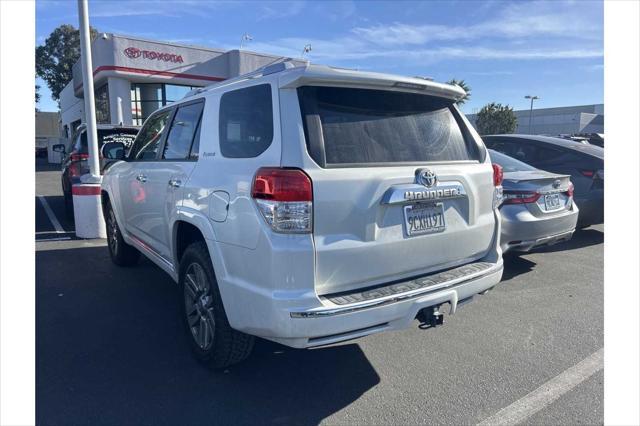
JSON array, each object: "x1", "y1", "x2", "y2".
[
  {"x1": 179, "y1": 241, "x2": 254, "y2": 369},
  {"x1": 105, "y1": 200, "x2": 140, "y2": 266}
]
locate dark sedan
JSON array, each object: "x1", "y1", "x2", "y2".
[
  {"x1": 483, "y1": 134, "x2": 603, "y2": 227},
  {"x1": 58, "y1": 125, "x2": 138, "y2": 218}
]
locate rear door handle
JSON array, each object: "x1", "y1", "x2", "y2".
[
  {"x1": 136, "y1": 174, "x2": 147, "y2": 183},
  {"x1": 168, "y1": 178, "x2": 182, "y2": 188}
]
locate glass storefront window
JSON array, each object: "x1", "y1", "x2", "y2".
[
  {"x1": 130, "y1": 83, "x2": 199, "y2": 126},
  {"x1": 95, "y1": 84, "x2": 110, "y2": 124}
]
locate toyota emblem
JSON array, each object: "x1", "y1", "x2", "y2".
[{"x1": 417, "y1": 169, "x2": 437, "y2": 188}]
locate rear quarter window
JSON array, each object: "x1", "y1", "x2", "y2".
[
  {"x1": 219, "y1": 84, "x2": 273, "y2": 158},
  {"x1": 298, "y1": 86, "x2": 479, "y2": 167}
]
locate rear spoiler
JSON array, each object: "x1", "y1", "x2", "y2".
[{"x1": 279, "y1": 65, "x2": 465, "y2": 101}]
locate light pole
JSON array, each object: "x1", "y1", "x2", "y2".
[
  {"x1": 301, "y1": 44, "x2": 312, "y2": 59},
  {"x1": 77, "y1": 0, "x2": 100, "y2": 180},
  {"x1": 240, "y1": 33, "x2": 252, "y2": 50},
  {"x1": 524, "y1": 95, "x2": 539, "y2": 134}
]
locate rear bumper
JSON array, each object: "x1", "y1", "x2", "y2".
[
  {"x1": 500, "y1": 202, "x2": 579, "y2": 253},
  {"x1": 275, "y1": 260, "x2": 503, "y2": 348}
]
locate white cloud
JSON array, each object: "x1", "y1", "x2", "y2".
[{"x1": 352, "y1": 1, "x2": 602, "y2": 46}]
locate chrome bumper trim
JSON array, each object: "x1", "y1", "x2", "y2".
[{"x1": 290, "y1": 262, "x2": 503, "y2": 318}]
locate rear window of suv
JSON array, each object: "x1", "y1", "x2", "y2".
[
  {"x1": 75, "y1": 128, "x2": 138, "y2": 153},
  {"x1": 297, "y1": 86, "x2": 479, "y2": 167}
]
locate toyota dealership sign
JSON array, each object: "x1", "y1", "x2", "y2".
[{"x1": 123, "y1": 47, "x2": 184, "y2": 63}]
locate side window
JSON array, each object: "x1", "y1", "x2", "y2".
[
  {"x1": 128, "y1": 109, "x2": 172, "y2": 161},
  {"x1": 162, "y1": 101, "x2": 204, "y2": 160},
  {"x1": 219, "y1": 84, "x2": 273, "y2": 158}
]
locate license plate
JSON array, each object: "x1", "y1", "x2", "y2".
[
  {"x1": 544, "y1": 193, "x2": 561, "y2": 210},
  {"x1": 403, "y1": 203, "x2": 446, "y2": 237}
]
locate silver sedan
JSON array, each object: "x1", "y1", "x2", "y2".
[{"x1": 490, "y1": 149, "x2": 579, "y2": 253}]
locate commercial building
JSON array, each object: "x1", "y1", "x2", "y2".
[
  {"x1": 59, "y1": 33, "x2": 304, "y2": 137},
  {"x1": 466, "y1": 104, "x2": 604, "y2": 135}
]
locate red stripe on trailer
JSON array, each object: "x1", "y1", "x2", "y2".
[{"x1": 72, "y1": 185, "x2": 102, "y2": 196}]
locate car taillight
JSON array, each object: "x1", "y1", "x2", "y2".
[
  {"x1": 580, "y1": 169, "x2": 595, "y2": 178},
  {"x1": 492, "y1": 163, "x2": 504, "y2": 208},
  {"x1": 492, "y1": 163, "x2": 503, "y2": 186},
  {"x1": 566, "y1": 182, "x2": 574, "y2": 198},
  {"x1": 71, "y1": 153, "x2": 89, "y2": 162},
  {"x1": 502, "y1": 191, "x2": 541, "y2": 205},
  {"x1": 252, "y1": 167, "x2": 313, "y2": 233},
  {"x1": 68, "y1": 153, "x2": 89, "y2": 177}
]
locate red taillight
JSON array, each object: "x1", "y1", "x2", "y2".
[
  {"x1": 71, "y1": 153, "x2": 89, "y2": 162},
  {"x1": 492, "y1": 164, "x2": 503, "y2": 186},
  {"x1": 567, "y1": 182, "x2": 574, "y2": 197},
  {"x1": 252, "y1": 167, "x2": 312, "y2": 202},
  {"x1": 502, "y1": 191, "x2": 541, "y2": 204},
  {"x1": 252, "y1": 167, "x2": 313, "y2": 233},
  {"x1": 580, "y1": 169, "x2": 595, "y2": 178}
]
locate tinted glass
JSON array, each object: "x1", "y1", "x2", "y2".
[
  {"x1": 163, "y1": 102, "x2": 204, "y2": 160},
  {"x1": 76, "y1": 128, "x2": 139, "y2": 153},
  {"x1": 488, "y1": 149, "x2": 537, "y2": 172},
  {"x1": 298, "y1": 86, "x2": 477, "y2": 166},
  {"x1": 219, "y1": 84, "x2": 273, "y2": 158},
  {"x1": 129, "y1": 109, "x2": 172, "y2": 161},
  {"x1": 190, "y1": 119, "x2": 202, "y2": 160}
]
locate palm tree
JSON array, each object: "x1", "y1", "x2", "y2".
[{"x1": 446, "y1": 78, "x2": 471, "y2": 106}]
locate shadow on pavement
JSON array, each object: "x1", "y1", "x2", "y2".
[
  {"x1": 36, "y1": 195, "x2": 74, "y2": 233},
  {"x1": 536, "y1": 228, "x2": 603, "y2": 253},
  {"x1": 501, "y1": 254, "x2": 537, "y2": 282},
  {"x1": 36, "y1": 246, "x2": 380, "y2": 425}
]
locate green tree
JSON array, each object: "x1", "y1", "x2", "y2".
[
  {"x1": 35, "y1": 24, "x2": 98, "y2": 101},
  {"x1": 35, "y1": 84, "x2": 41, "y2": 111},
  {"x1": 446, "y1": 78, "x2": 471, "y2": 105},
  {"x1": 474, "y1": 102, "x2": 518, "y2": 135}
]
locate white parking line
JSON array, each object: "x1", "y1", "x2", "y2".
[
  {"x1": 37, "y1": 195, "x2": 65, "y2": 233},
  {"x1": 477, "y1": 348, "x2": 604, "y2": 426}
]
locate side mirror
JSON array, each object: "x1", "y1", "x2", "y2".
[
  {"x1": 52, "y1": 144, "x2": 66, "y2": 154},
  {"x1": 101, "y1": 142, "x2": 126, "y2": 160}
]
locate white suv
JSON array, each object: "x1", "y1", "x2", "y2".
[{"x1": 101, "y1": 62, "x2": 504, "y2": 368}]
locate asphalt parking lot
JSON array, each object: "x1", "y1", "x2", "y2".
[{"x1": 35, "y1": 158, "x2": 603, "y2": 425}]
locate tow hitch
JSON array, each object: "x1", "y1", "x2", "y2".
[{"x1": 417, "y1": 306, "x2": 444, "y2": 329}]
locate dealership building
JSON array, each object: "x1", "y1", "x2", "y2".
[
  {"x1": 59, "y1": 33, "x2": 304, "y2": 137},
  {"x1": 466, "y1": 103, "x2": 604, "y2": 136}
]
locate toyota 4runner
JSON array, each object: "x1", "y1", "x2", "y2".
[{"x1": 101, "y1": 62, "x2": 504, "y2": 368}]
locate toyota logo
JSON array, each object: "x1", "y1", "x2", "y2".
[
  {"x1": 417, "y1": 169, "x2": 437, "y2": 188},
  {"x1": 124, "y1": 47, "x2": 141, "y2": 59}
]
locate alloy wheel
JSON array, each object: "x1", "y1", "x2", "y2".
[
  {"x1": 107, "y1": 208, "x2": 118, "y2": 254},
  {"x1": 184, "y1": 262, "x2": 216, "y2": 351}
]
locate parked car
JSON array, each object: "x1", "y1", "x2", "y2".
[
  {"x1": 488, "y1": 149, "x2": 578, "y2": 253},
  {"x1": 101, "y1": 62, "x2": 505, "y2": 368},
  {"x1": 54, "y1": 124, "x2": 139, "y2": 218},
  {"x1": 482, "y1": 134, "x2": 603, "y2": 227}
]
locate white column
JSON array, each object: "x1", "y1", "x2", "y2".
[
  {"x1": 77, "y1": 0, "x2": 100, "y2": 179},
  {"x1": 107, "y1": 77, "x2": 132, "y2": 125}
]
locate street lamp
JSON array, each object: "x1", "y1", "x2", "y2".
[
  {"x1": 301, "y1": 44, "x2": 312, "y2": 59},
  {"x1": 240, "y1": 33, "x2": 252, "y2": 50},
  {"x1": 524, "y1": 95, "x2": 539, "y2": 134}
]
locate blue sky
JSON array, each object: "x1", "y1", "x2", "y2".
[{"x1": 36, "y1": 0, "x2": 603, "y2": 114}]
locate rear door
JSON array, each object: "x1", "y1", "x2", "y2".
[
  {"x1": 155, "y1": 99, "x2": 205, "y2": 256},
  {"x1": 295, "y1": 86, "x2": 497, "y2": 295}
]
